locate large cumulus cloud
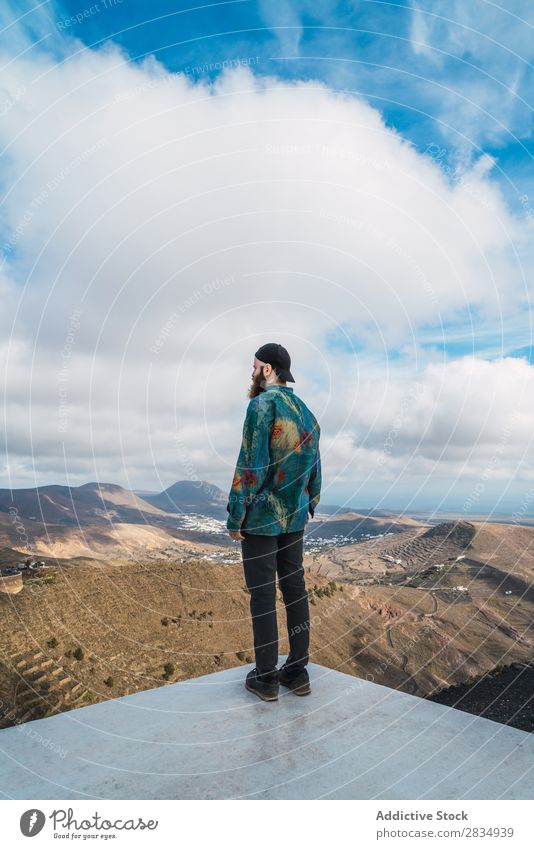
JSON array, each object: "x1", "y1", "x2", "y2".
[{"x1": 1, "y1": 35, "x2": 532, "y2": 511}]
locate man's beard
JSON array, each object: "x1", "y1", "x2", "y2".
[{"x1": 247, "y1": 371, "x2": 265, "y2": 399}]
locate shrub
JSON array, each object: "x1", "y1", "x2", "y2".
[
  {"x1": 163, "y1": 662, "x2": 175, "y2": 679},
  {"x1": 103, "y1": 676, "x2": 114, "y2": 687},
  {"x1": 47, "y1": 637, "x2": 58, "y2": 648},
  {"x1": 73, "y1": 646, "x2": 84, "y2": 661}
]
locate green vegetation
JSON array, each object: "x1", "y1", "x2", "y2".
[
  {"x1": 308, "y1": 580, "x2": 341, "y2": 603},
  {"x1": 162, "y1": 610, "x2": 214, "y2": 626},
  {"x1": 162, "y1": 662, "x2": 175, "y2": 680},
  {"x1": 188, "y1": 609, "x2": 213, "y2": 620},
  {"x1": 80, "y1": 690, "x2": 98, "y2": 704}
]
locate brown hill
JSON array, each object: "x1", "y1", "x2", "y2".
[
  {"x1": 141, "y1": 479, "x2": 228, "y2": 518},
  {"x1": 0, "y1": 482, "x2": 168, "y2": 526},
  {"x1": 0, "y1": 513, "x2": 200, "y2": 559}
]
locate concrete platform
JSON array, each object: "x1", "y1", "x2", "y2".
[{"x1": 1, "y1": 662, "x2": 533, "y2": 799}]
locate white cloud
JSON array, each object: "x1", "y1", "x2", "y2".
[
  {"x1": 409, "y1": 2, "x2": 438, "y2": 61},
  {"x1": 258, "y1": 0, "x2": 303, "y2": 56},
  {"x1": 408, "y1": 0, "x2": 534, "y2": 148},
  {"x1": 0, "y1": 38, "x2": 532, "y2": 507}
]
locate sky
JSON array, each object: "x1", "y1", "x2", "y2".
[{"x1": 1, "y1": 0, "x2": 533, "y2": 515}]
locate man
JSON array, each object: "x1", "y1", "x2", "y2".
[{"x1": 226, "y1": 342, "x2": 321, "y2": 701}]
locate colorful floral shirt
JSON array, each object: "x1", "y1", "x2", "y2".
[{"x1": 226, "y1": 385, "x2": 321, "y2": 535}]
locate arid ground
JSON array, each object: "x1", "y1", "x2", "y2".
[{"x1": 1, "y1": 513, "x2": 532, "y2": 731}]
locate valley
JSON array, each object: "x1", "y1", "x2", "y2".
[{"x1": 0, "y1": 480, "x2": 532, "y2": 732}]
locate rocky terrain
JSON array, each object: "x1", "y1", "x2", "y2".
[{"x1": 428, "y1": 661, "x2": 534, "y2": 733}]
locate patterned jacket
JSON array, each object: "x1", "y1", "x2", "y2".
[{"x1": 226, "y1": 384, "x2": 321, "y2": 535}]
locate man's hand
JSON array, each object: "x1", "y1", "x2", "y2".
[{"x1": 229, "y1": 529, "x2": 245, "y2": 541}]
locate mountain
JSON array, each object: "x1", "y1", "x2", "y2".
[
  {"x1": 0, "y1": 480, "x2": 234, "y2": 555},
  {"x1": 0, "y1": 479, "x2": 426, "y2": 556},
  {"x1": 141, "y1": 480, "x2": 228, "y2": 519},
  {"x1": 0, "y1": 482, "x2": 168, "y2": 526},
  {"x1": 0, "y1": 480, "x2": 417, "y2": 529}
]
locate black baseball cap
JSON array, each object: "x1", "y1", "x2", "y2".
[{"x1": 255, "y1": 342, "x2": 295, "y2": 382}]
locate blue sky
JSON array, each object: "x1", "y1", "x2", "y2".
[
  {"x1": 48, "y1": 0, "x2": 534, "y2": 188},
  {"x1": 8, "y1": 1, "x2": 534, "y2": 173},
  {"x1": 28, "y1": 0, "x2": 534, "y2": 366},
  {"x1": 1, "y1": 0, "x2": 534, "y2": 514}
]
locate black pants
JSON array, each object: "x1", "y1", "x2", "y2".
[{"x1": 241, "y1": 529, "x2": 310, "y2": 681}]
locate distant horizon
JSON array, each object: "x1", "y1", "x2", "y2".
[{"x1": 0, "y1": 476, "x2": 531, "y2": 521}]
